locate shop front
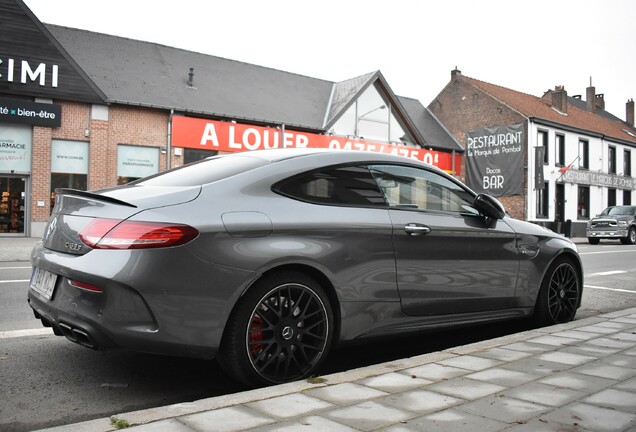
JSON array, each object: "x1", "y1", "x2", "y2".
[{"x1": 0, "y1": 122, "x2": 31, "y2": 235}]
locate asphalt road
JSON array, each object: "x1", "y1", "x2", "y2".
[{"x1": 1, "y1": 242, "x2": 635, "y2": 431}]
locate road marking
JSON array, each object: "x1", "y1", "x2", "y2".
[
  {"x1": 0, "y1": 266, "x2": 31, "y2": 270},
  {"x1": 585, "y1": 285, "x2": 636, "y2": 294},
  {"x1": 588, "y1": 270, "x2": 628, "y2": 277},
  {"x1": 579, "y1": 250, "x2": 636, "y2": 255},
  {"x1": 0, "y1": 279, "x2": 29, "y2": 284},
  {"x1": 0, "y1": 328, "x2": 54, "y2": 339}
]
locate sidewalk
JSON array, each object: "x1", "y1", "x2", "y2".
[
  {"x1": 0, "y1": 236, "x2": 40, "y2": 262},
  {"x1": 36, "y1": 307, "x2": 636, "y2": 432}
]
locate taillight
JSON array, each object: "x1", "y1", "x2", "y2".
[{"x1": 79, "y1": 219, "x2": 199, "y2": 249}]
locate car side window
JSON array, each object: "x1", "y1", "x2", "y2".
[
  {"x1": 273, "y1": 165, "x2": 387, "y2": 208},
  {"x1": 369, "y1": 164, "x2": 478, "y2": 215}
]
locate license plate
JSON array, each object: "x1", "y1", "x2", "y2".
[{"x1": 30, "y1": 267, "x2": 58, "y2": 301}]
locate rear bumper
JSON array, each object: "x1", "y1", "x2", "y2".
[{"x1": 28, "y1": 242, "x2": 255, "y2": 359}]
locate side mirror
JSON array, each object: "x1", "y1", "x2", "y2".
[{"x1": 474, "y1": 194, "x2": 506, "y2": 219}]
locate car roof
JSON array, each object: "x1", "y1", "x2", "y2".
[{"x1": 223, "y1": 148, "x2": 436, "y2": 168}]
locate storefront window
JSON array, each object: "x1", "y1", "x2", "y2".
[
  {"x1": 51, "y1": 140, "x2": 89, "y2": 211},
  {"x1": 117, "y1": 144, "x2": 159, "y2": 185},
  {"x1": 577, "y1": 186, "x2": 590, "y2": 219},
  {"x1": 608, "y1": 188, "x2": 616, "y2": 207},
  {"x1": 624, "y1": 190, "x2": 632, "y2": 205},
  {"x1": 0, "y1": 177, "x2": 26, "y2": 234}
]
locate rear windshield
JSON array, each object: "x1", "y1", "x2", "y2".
[{"x1": 133, "y1": 155, "x2": 268, "y2": 187}]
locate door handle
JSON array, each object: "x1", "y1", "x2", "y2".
[{"x1": 404, "y1": 223, "x2": 431, "y2": 235}]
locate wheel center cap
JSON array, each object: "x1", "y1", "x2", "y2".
[
  {"x1": 281, "y1": 325, "x2": 294, "y2": 340},
  {"x1": 559, "y1": 289, "x2": 566, "y2": 299}
]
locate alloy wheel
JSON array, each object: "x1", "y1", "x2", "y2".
[
  {"x1": 245, "y1": 283, "x2": 329, "y2": 383},
  {"x1": 547, "y1": 262, "x2": 579, "y2": 323}
]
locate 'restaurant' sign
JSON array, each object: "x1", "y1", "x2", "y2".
[
  {"x1": 172, "y1": 116, "x2": 461, "y2": 174},
  {"x1": 465, "y1": 123, "x2": 524, "y2": 196}
]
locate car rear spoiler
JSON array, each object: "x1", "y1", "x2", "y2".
[{"x1": 55, "y1": 188, "x2": 137, "y2": 208}]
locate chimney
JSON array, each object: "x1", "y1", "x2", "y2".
[
  {"x1": 595, "y1": 94, "x2": 605, "y2": 110},
  {"x1": 451, "y1": 66, "x2": 461, "y2": 80},
  {"x1": 552, "y1": 85, "x2": 568, "y2": 113},
  {"x1": 586, "y1": 84, "x2": 596, "y2": 113},
  {"x1": 627, "y1": 99, "x2": 635, "y2": 127},
  {"x1": 187, "y1": 67, "x2": 195, "y2": 87}
]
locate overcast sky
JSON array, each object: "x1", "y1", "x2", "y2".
[{"x1": 23, "y1": 0, "x2": 636, "y2": 121}]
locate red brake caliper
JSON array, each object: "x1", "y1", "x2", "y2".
[{"x1": 249, "y1": 315, "x2": 264, "y2": 355}]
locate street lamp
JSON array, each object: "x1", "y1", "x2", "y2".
[{"x1": 355, "y1": 105, "x2": 386, "y2": 137}]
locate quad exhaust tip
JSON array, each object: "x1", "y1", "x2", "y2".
[{"x1": 58, "y1": 322, "x2": 97, "y2": 349}]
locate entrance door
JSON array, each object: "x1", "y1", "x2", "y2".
[
  {"x1": 555, "y1": 183, "x2": 565, "y2": 233},
  {"x1": 0, "y1": 176, "x2": 26, "y2": 235}
]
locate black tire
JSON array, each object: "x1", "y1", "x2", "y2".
[
  {"x1": 218, "y1": 271, "x2": 333, "y2": 387},
  {"x1": 533, "y1": 257, "x2": 581, "y2": 326},
  {"x1": 625, "y1": 227, "x2": 636, "y2": 245},
  {"x1": 588, "y1": 238, "x2": 600, "y2": 245}
]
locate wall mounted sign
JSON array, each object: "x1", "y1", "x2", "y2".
[
  {"x1": 0, "y1": 97, "x2": 61, "y2": 127},
  {"x1": 560, "y1": 169, "x2": 635, "y2": 190},
  {"x1": 171, "y1": 116, "x2": 461, "y2": 174},
  {"x1": 465, "y1": 123, "x2": 524, "y2": 196}
]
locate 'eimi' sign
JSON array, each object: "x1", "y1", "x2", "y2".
[{"x1": 172, "y1": 116, "x2": 460, "y2": 174}]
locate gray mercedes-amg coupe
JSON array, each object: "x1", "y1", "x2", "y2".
[{"x1": 29, "y1": 148, "x2": 582, "y2": 387}]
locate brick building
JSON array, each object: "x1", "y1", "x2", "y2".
[
  {"x1": 0, "y1": 0, "x2": 462, "y2": 238},
  {"x1": 429, "y1": 68, "x2": 636, "y2": 237}
]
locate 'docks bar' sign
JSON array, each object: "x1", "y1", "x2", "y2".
[
  {"x1": 465, "y1": 123, "x2": 524, "y2": 196},
  {"x1": 172, "y1": 116, "x2": 461, "y2": 174}
]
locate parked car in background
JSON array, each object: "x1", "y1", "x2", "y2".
[
  {"x1": 587, "y1": 205, "x2": 636, "y2": 245},
  {"x1": 29, "y1": 149, "x2": 583, "y2": 387}
]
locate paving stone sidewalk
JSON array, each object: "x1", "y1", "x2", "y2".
[{"x1": 38, "y1": 307, "x2": 636, "y2": 432}]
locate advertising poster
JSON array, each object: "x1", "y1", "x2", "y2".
[
  {"x1": 117, "y1": 145, "x2": 159, "y2": 178},
  {"x1": 51, "y1": 140, "x2": 89, "y2": 174},
  {"x1": 0, "y1": 124, "x2": 32, "y2": 173},
  {"x1": 171, "y1": 116, "x2": 462, "y2": 174},
  {"x1": 465, "y1": 123, "x2": 524, "y2": 196}
]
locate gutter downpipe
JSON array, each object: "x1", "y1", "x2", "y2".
[
  {"x1": 281, "y1": 123, "x2": 286, "y2": 148},
  {"x1": 167, "y1": 109, "x2": 174, "y2": 170}
]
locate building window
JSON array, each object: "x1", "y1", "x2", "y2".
[
  {"x1": 625, "y1": 150, "x2": 632, "y2": 176},
  {"x1": 331, "y1": 84, "x2": 415, "y2": 145},
  {"x1": 577, "y1": 186, "x2": 590, "y2": 219},
  {"x1": 578, "y1": 139, "x2": 589, "y2": 170},
  {"x1": 50, "y1": 140, "x2": 89, "y2": 212},
  {"x1": 537, "y1": 130, "x2": 548, "y2": 163},
  {"x1": 555, "y1": 134, "x2": 565, "y2": 166},
  {"x1": 624, "y1": 190, "x2": 632, "y2": 205},
  {"x1": 608, "y1": 188, "x2": 617, "y2": 207},
  {"x1": 184, "y1": 148, "x2": 217, "y2": 165},
  {"x1": 536, "y1": 182, "x2": 549, "y2": 218},
  {"x1": 608, "y1": 146, "x2": 616, "y2": 174}
]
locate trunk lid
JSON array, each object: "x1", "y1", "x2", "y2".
[{"x1": 43, "y1": 186, "x2": 200, "y2": 255}]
